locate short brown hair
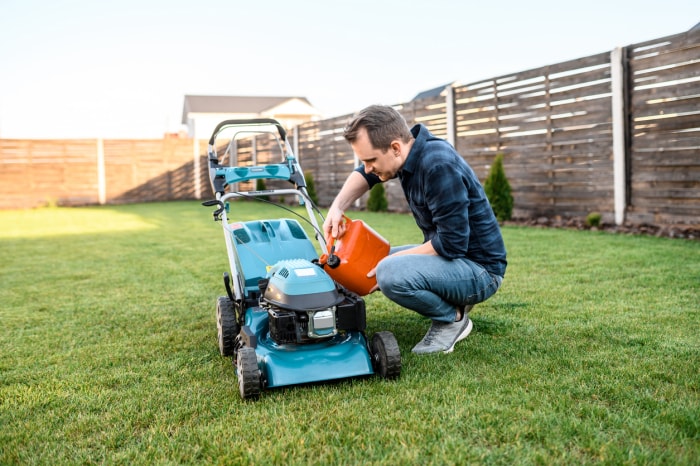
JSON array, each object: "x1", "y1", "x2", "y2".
[{"x1": 344, "y1": 105, "x2": 412, "y2": 151}]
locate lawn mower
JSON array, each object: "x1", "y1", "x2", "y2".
[{"x1": 201, "y1": 118, "x2": 401, "y2": 399}]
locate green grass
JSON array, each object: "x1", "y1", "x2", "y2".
[{"x1": 1, "y1": 201, "x2": 698, "y2": 465}]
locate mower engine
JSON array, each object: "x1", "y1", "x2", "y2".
[{"x1": 259, "y1": 259, "x2": 366, "y2": 345}]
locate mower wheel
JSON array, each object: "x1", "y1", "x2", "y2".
[
  {"x1": 236, "y1": 346, "x2": 261, "y2": 399},
  {"x1": 371, "y1": 331, "x2": 401, "y2": 379},
  {"x1": 216, "y1": 296, "x2": 239, "y2": 357}
]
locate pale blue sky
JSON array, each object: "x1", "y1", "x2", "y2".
[{"x1": 0, "y1": 0, "x2": 697, "y2": 138}]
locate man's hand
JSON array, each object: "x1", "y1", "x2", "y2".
[
  {"x1": 323, "y1": 171, "x2": 371, "y2": 239},
  {"x1": 366, "y1": 266, "x2": 379, "y2": 293},
  {"x1": 323, "y1": 207, "x2": 347, "y2": 239}
]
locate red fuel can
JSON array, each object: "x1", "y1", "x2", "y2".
[{"x1": 319, "y1": 216, "x2": 390, "y2": 296}]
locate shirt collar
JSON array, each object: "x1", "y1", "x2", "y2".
[{"x1": 400, "y1": 124, "x2": 427, "y2": 176}]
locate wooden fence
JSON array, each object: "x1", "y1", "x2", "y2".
[
  {"x1": 1, "y1": 29, "x2": 698, "y2": 225},
  {"x1": 295, "y1": 28, "x2": 699, "y2": 225},
  {"x1": 626, "y1": 31, "x2": 700, "y2": 224},
  {"x1": 0, "y1": 138, "x2": 213, "y2": 210}
]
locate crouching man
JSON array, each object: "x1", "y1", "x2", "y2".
[{"x1": 323, "y1": 105, "x2": 507, "y2": 354}]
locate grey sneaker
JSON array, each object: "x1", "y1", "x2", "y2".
[{"x1": 411, "y1": 316, "x2": 473, "y2": 354}]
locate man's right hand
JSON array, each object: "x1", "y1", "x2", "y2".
[
  {"x1": 323, "y1": 207, "x2": 346, "y2": 239},
  {"x1": 322, "y1": 171, "x2": 371, "y2": 240}
]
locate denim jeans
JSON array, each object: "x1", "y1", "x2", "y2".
[{"x1": 375, "y1": 245, "x2": 503, "y2": 323}]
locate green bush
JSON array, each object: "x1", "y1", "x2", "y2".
[
  {"x1": 255, "y1": 178, "x2": 270, "y2": 201},
  {"x1": 586, "y1": 212, "x2": 602, "y2": 228},
  {"x1": 304, "y1": 172, "x2": 319, "y2": 205},
  {"x1": 483, "y1": 153, "x2": 514, "y2": 222},
  {"x1": 367, "y1": 183, "x2": 388, "y2": 212}
]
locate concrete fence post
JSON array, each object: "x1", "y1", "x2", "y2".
[
  {"x1": 293, "y1": 125, "x2": 299, "y2": 160},
  {"x1": 446, "y1": 84, "x2": 456, "y2": 147},
  {"x1": 252, "y1": 135, "x2": 257, "y2": 165},
  {"x1": 97, "y1": 138, "x2": 106, "y2": 205},
  {"x1": 611, "y1": 46, "x2": 628, "y2": 225},
  {"x1": 193, "y1": 138, "x2": 201, "y2": 199}
]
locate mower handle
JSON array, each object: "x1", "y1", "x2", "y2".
[
  {"x1": 202, "y1": 199, "x2": 225, "y2": 221},
  {"x1": 207, "y1": 118, "x2": 287, "y2": 146}
]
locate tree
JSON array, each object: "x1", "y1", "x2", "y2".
[
  {"x1": 304, "y1": 172, "x2": 319, "y2": 205},
  {"x1": 367, "y1": 183, "x2": 388, "y2": 212},
  {"x1": 255, "y1": 178, "x2": 270, "y2": 202},
  {"x1": 483, "y1": 153, "x2": 513, "y2": 222}
]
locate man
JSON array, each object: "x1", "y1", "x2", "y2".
[{"x1": 323, "y1": 105, "x2": 507, "y2": 354}]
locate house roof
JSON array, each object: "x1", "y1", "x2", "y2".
[
  {"x1": 181, "y1": 95, "x2": 314, "y2": 123},
  {"x1": 412, "y1": 83, "x2": 453, "y2": 101}
]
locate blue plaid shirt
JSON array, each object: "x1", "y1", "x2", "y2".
[{"x1": 355, "y1": 124, "x2": 507, "y2": 277}]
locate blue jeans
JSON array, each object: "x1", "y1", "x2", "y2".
[{"x1": 376, "y1": 245, "x2": 503, "y2": 323}]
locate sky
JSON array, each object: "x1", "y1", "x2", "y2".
[{"x1": 0, "y1": 0, "x2": 698, "y2": 139}]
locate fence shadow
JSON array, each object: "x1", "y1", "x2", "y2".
[{"x1": 112, "y1": 155, "x2": 213, "y2": 204}]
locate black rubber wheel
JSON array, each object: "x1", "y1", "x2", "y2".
[
  {"x1": 236, "y1": 346, "x2": 261, "y2": 400},
  {"x1": 216, "y1": 296, "x2": 239, "y2": 357},
  {"x1": 371, "y1": 331, "x2": 401, "y2": 379}
]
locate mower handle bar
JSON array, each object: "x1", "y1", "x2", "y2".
[{"x1": 207, "y1": 118, "x2": 287, "y2": 146}]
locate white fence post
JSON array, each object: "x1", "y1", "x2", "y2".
[
  {"x1": 293, "y1": 125, "x2": 299, "y2": 161},
  {"x1": 446, "y1": 84, "x2": 456, "y2": 147},
  {"x1": 611, "y1": 47, "x2": 627, "y2": 226},
  {"x1": 97, "y1": 138, "x2": 106, "y2": 205},
  {"x1": 193, "y1": 138, "x2": 201, "y2": 199}
]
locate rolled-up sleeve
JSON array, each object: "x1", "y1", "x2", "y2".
[{"x1": 353, "y1": 165, "x2": 382, "y2": 189}]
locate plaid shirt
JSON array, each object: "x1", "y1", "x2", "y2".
[{"x1": 355, "y1": 124, "x2": 507, "y2": 277}]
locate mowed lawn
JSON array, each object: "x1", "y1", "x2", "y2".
[{"x1": 1, "y1": 201, "x2": 698, "y2": 465}]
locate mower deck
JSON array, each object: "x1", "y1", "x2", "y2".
[{"x1": 243, "y1": 308, "x2": 374, "y2": 387}]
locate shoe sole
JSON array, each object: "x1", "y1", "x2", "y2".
[{"x1": 443, "y1": 318, "x2": 473, "y2": 354}]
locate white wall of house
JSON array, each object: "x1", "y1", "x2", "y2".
[
  {"x1": 184, "y1": 98, "x2": 321, "y2": 140},
  {"x1": 187, "y1": 112, "x2": 262, "y2": 140}
]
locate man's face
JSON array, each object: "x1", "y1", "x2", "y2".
[{"x1": 351, "y1": 127, "x2": 400, "y2": 181}]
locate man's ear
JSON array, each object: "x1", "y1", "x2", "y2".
[{"x1": 391, "y1": 140, "x2": 402, "y2": 156}]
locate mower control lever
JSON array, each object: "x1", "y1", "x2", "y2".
[{"x1": 202, "y1": 199, "x2": 225, "y2": 221}]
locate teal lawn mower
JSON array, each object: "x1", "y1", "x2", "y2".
[{"x1": 202, "y1": 119, "x2": 401, "y2": 400}]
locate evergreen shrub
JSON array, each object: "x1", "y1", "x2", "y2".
[
  {"x1": 483, "y1": 153, "x2": 514, "y2": 222},
  {"x1": 367, "y1": 183, "x2": 388, "y2": 212},
  {"x1": 304, "y1": 172, "x2": 319, "y2": 205}
]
